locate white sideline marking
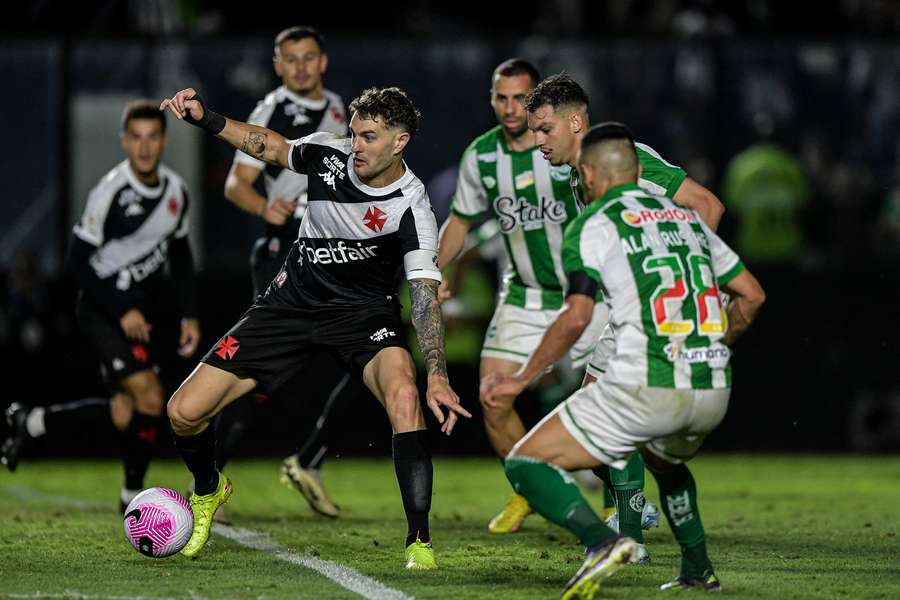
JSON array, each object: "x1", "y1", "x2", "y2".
[
  {"x1": 213, "y1": 524, "x2": 414, "y2": 600},
  {"x1": 5, "y1": 592, "x2": 201, "y2": 600},
  {"x1": 3, "y1": 485, "x2": 414, "y2": 600},
  {"x1": 5, "y1": 485, "x2": 107, "y2": 510}
]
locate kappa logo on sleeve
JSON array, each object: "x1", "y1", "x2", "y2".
[
  {"x1": 319, "y1": 170, "x2": 336, "y2": 190},
  {"x1": 319, "y1": 154, "x2": 346, "y2": 191}
]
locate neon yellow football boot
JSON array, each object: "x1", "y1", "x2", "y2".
[
  {"x1": 181, "y1": 472, "x2": 232, "y2": 559},
  {"x1": 280, "y1": 455, "x2": 340, "y2": 518},
  {"x1": 561, "y1": 536, "x2": 636, "y2": 600},
  {"x1": 405, "y1": 538, "x2": 437, "y2": 570},
  {"x1": 488, "y1": 493, "x2": 534, "y2": 534}
]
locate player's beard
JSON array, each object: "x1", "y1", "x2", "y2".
[{"x1": 502, "y1": 120, "x2": 529, "y2": 141}]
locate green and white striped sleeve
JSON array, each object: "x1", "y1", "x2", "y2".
[
  {"x1": 450, "y1": 147, "x2": 488, "y2": 219},
  {"x1": 635, "y1": 142, "x2": 687, "y2": 198},
  {"x1": 699, "y1": 219, "x2": 745, "y2": 286}
]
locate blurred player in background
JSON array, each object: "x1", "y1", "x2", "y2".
[
  {"x1": 484, "y1": 123, "x2": 765, "y2": 597},
  {"x1": 219, "y1": 25, "x2": 349, "y2": 519},
  {"x1": 160, "y1": 85, "x2": 469, "y2": 568},
  {"x1": 438, "y1": 59, "x2": 629, "y2": 534},
  {"x1": 2, "y1": 101, "x2": 200, "y2": 511}
]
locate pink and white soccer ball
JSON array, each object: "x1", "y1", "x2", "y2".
[{"x1": 123, "y1": 487, "x2": 193, "y2": 557}]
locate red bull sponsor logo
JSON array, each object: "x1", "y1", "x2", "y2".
[{"x1": 621, "y1": 207, "x2": 695, "y2": 227}]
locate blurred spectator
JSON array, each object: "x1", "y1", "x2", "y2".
[
  {"x1": 875, "y1": 148, "x2": 900, "y2": 262},
  {"x1": 721, "y1": 134, "x2": 809, "y2": 265},
  {"x1": 7, "y1": 251, "x2": 50, "y2": 355}
]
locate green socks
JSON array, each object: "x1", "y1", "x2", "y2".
[
  {"x1": 609, "y1": 453, "x2": 647, "y2": 543},
  {"x1": 602, "y1": 485, "x2": 616, "y2": 511},
  {"x1": 506, "y1": 456, "x2": 618, "y2": 548},
  {"x1": 650, "y1": 463, "x2": 712, "y2": 577},
  {"x1": 592, "y1": 454, "x2": 647, "y2": 542}
]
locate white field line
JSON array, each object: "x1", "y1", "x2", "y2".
[
  {"x1": 212, "y1": 524, "x2": 413, "y2": 600},
  {"x1": 5, "y1": 593, "x2": 172, "y2": 600},
  {"x1": 4, "y1": 592, "x2": 207, "y2": 600},
  {"x1": 3, "y1": 485, "x2": 413, "y2": 600}
]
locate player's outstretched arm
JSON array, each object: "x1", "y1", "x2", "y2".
[
  {"x1": 160, "y1": 88, "x2": 291, "y2": 169},
  {"x1": 722, "y1": 268, "x2": 766, "y2": 345},
  {"x1": 674, "y1": 177, "x2": 725, "y2": 231},
  {"x1": 409, "y1": 277, "x2": 472, "y2": 434},
  {"x1": 481, "y1": 293, "x2": 595, "y2": 403}
]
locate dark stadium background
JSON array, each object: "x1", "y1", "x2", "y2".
[{"x1": 2, "y1": 1, "x2": 899, "y2": 461}]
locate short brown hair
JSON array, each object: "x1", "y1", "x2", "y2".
[
  {"x1": 121, "y1": 99, "x2": 166, "y2": 133},
  {"x1": 526, "y1": 72, "x2": 589, "y2": 114},
  {"x1": 493, "y1": 58, "x2": 540, "y2": 87},
  {"x1": 349, "y1": 87, "x2": 421, "y2": 138},
  {"x1": 274, "y1": 26, "x2": 325, "y2": 53}
]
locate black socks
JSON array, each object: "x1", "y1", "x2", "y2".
[
  {"x1": 173, "y1": 424, "x2": 218, "y2": 495},
  {"x1": 122, "y1": 412, "x2": 161, "y2": 490},
  {"x1": 392, "y1": 430, "x2": 433, "y2": 547}
]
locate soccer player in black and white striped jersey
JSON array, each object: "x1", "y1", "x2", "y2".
[
  {"x1": 161, "y1": 85, "x2": 471, "y2": 568},
  {"x1": 2, "y1": 101, "x2": 201, "y2": 512},
  {"x1": 218, "y1": 26, "x2": 350, "y2": 520}
]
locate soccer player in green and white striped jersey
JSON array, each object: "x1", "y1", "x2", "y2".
[
  {"x1": 440, "y1": 60, "x2": 631, "y2": 534},
  {"x1": 522, "y1": 73, "x2": 726, "y2": 557},
  {"x1": 439, "y1": 59, "x2": 616, "y2": 534},
  {"x1": 484, "y1": 123, "x2": 765, "y2": 597}
]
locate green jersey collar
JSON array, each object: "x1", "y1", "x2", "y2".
[
  {"x1": 495, "y1": 126, "x2": 536, "y2": 156},
  {"x1": 581, "y1": 182, "x2": 643, "y2": 215}
]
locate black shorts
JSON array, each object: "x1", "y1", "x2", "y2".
[
  {"x1": 77, "y1": 300, "x2": 159, "y2": 385},
  {"x1": 201, "y1": 296, "x2": 409, "y2": 394},
  {"x1": 249, "y1": 236, "x2": 292, "y2": 299}
]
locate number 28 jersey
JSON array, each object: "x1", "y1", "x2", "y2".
[
  {"x1": 563, "y1": 183, "x2": 745, "y2": 390},
  {"x1": 267, "y1": 132, "x2": 441, "y2": 308}
]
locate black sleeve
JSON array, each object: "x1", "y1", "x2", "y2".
[
  {"x1": 566, "y1": 270, "x2": 599, "y2": 300},
  {"x1": 67, "y1": 236, "x2": 139, "y2": 320},
  {"x1": 289, "y1": 142, "x2": 309, "y2": 174},
  {"x1": 168, "y1": 236, "x2": 198, "y2": 319}
]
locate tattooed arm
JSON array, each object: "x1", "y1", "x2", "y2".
[
  {"x1": 160, "y1": 87, "x2": 291, "y2": 168},
  {"x1": 408, "y1": 277, "x2": 471, "y2": 434},
  {"x1": 409, "y1": 278, "x2": 448, "y2": 378}
]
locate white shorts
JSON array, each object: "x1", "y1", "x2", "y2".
[
  {"x1": 557, "y1": 379, "x2": 730, "y2": 470},
  {"x1": 481, "y1": 302, "x2": 610, "y2": 368},
  {"x1": 584, "y1": 324, "x2": 616, "y2": 379}
]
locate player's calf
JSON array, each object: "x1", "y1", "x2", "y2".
[{"x1": 642, "y1": 452, "x2": 716, "y2": 584}]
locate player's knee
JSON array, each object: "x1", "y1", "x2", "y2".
[
  {"x1": 126, "y1": 372, "x2": 164, "y2": 416},
  {"x1": 166, "y1": 390, "x2": 203, "y2": 435},
  {"x1": 135, "y1": 382, "x2": 164, "y2": 416},
  {"x1": 480, "y1": 394, "x2": 513, "y2": 422},
  {"x1": 386, "y1": 384, "x2": 420, "y2": 428}
]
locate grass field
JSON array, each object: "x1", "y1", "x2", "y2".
[{"x1": 2, "y1": 455, "x2": 899, "y2": 599}]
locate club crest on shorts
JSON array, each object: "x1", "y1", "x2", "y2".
[
  {"x1": 275, "y1": 269, "x2": 287, "y2": 288},
  {"x1": 214, "y1": 335, "x2": 240, "y2": 360},
  {"x1": 131, "y1": 344, "x2": 149, "y2": 363}
]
